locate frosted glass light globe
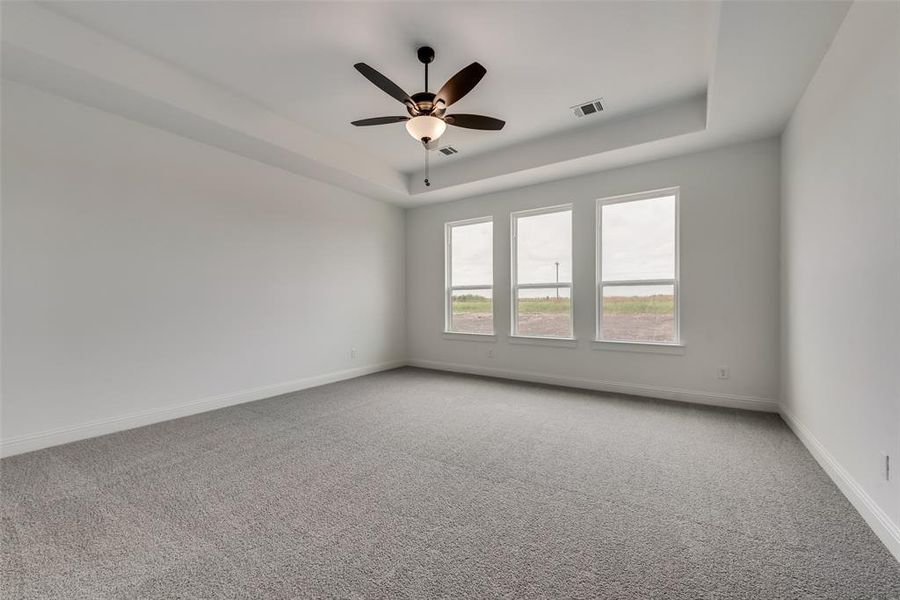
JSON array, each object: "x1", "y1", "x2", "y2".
[{"x1": 406, "y1": 115, "x2": 447, "y2": 142}]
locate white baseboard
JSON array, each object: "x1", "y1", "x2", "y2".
[
  {"x1": 780, "y1": 409, "x2": 900, "y2": 562},
  {"x1": 406, "y1": 359, "x2": 779, "y2": 413},
  {"x1": 0, "y1": 360, "x2": 405, "y2": 458}
]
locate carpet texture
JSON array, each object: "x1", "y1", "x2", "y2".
[{"x1": 2, "y1": 367, "x2": 899, "y2": 599}]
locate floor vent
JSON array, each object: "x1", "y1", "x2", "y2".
[
  {"x1": 571, "y1": 98, "x2": 604, "y2": 117},
  {"x1": 438, "y1": 145, "x2": 459, "y2": 156}
]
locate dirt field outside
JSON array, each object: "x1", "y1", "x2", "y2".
[
  {"x1": 450, "y1": 312, "x2": 494, "y2": 334},
  {"x1": 601, "y1": 313, "x2": 675, "y2": 342},
  {"x1": 449, "y1": 294, "x2": 675, "y2": 341}
]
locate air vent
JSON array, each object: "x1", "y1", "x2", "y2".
[
  {"x1": 438, "y1": 145, "x2": 459, "y2": 156},
  {"x1": 571, "y1": 98, "x2": 604, "y2": 117}
]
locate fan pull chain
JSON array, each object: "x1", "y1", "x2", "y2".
[{"x1": 424, "y1": 146, "x2": 431, "y2": 187}]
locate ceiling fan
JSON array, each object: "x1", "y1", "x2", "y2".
[{"x1": 351, "y1": 46, "x2": 505, "y2": 185}]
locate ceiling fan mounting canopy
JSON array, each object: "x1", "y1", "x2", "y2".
[
  {"x1": 417, "y1": 46, "x2": 435, "y2": 65},
  {"x1": 351, "y1": 45, "x2": 505, "y2": 146}
]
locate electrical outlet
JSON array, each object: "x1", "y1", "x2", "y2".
[
  {"x1": 350, "y1": 347, "x2": 358, "y2": 359},
  {"x1": 487, "y1": 348, "x2": 494, "y2": 359},
  {"x1": 882, "y1": 453, "x2": 891, "y2": 481},
  {"x1": 717, "y1": 366, "x2": 730, "y2": 380}
]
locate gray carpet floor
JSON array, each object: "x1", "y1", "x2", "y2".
[{"x1": 2, "y1": 367, "x2": 899, "y2": 599}]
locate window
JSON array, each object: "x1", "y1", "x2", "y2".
[
  {"x1": 445, "y1": 217, "x2": 493, "y2": 334},
  {"x1": 511, "y1": 205, "x2": 573, "y2": 338},
  {"x1": 597, "y1": 188, "x2": 679, "y2": 344}
]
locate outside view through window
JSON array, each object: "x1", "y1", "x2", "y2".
[
  {"x1": 448, "y1": 220, "x2": 493, "y2": 333},
  {"x1": 514, "y1": 208, "x2": 573, "y2": 337},
  {"x1": 446, "y1": 193, "x2": 676, "y2": 343},
  {"x1": 600, "y1": 193, "x2": 677, "y2": 343}
]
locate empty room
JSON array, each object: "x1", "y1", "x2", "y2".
[{"x1": 1, "y1": 0, "x2": 898, "y2": 598}]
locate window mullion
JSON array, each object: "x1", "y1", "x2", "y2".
[
  {"x1": 601, "y1": 278, "x2": 675, "y2": 287},
  {"x1": 516, "y1": 282, "x2": 572, "y2": 290}
]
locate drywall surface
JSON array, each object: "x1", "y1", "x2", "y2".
[
  {"x1": 406, "y1": 138, "x2": 781, "y2": 409},
  {"x1": 781, "y1": 0, "x2": 900, "y2": 556},
  {"x1": 1, "y1": 80, "x2": 406, "y2": 452}
]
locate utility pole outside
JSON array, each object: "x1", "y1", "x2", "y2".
[{"x1": 555, "y1": 261, "x2": 560, "y2": 299}]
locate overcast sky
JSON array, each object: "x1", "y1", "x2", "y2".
[
  {"x1": 450, "y1": 195, "x2": 675, "y2": 295},
  {"x1": 601, "y1": 195, "x2": 674, "y2": 281}
]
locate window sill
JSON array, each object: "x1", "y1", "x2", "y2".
[
  {"x1": 508, "y1": 335, "x2": 578, "y2": 349},
  {"x1": 442, "y1": 332, "x2": 497, "y2": 343},
  {"x1": 591, "y1": 340, "x2": 685, "y2": 355}
]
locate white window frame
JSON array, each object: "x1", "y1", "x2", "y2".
[
  {"x1": 510, "y1": 204, "x2": 575, "y2": 340},
  {"x1": 595, "y1": 187, "x2": 681, "y2": 346},
  {"x1": 444, "y1": 216, "x2": 494, "y2": 336}
]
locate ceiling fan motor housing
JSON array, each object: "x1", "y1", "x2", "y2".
[{"x1": 407, "y1": 92, "x2": 445, "y2": 117}]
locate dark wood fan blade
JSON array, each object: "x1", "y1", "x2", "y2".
[
  {"x1": 445, "y1": 114, "x2": 505, "y2": 130},
  {"x1": 351, "y1": 116, "x2": 410, "y2": 126},
  {"x1": 435, "y1": 62, "x2": 486, "y2": 108},
  {"x1": 354, "y1": 63, "x2": 413, "y2": 106}
]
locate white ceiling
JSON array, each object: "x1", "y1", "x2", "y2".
[
  {"x1": 45, "y1": 1, "x2": 715, "y2": 174},
  {"x1": 3, "y1": 1, "x2": 851, "y2": 206}
]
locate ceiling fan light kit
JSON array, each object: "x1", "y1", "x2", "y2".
[
  {"x1": 351, "y1": 45, "x2": 505, "y2": 187},
  {"x1": 405, "y1": 115, "x2": 446, "y2": 143}
]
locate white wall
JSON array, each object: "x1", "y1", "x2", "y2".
[
  {"x1": 0, "y1": 81, "x2": 406, "y2": 454},
  {"x1": 406, "y1": 138, "x2": 781, "y2": 410},
  {"x1": 781, "y1": 0, "x2": 900, "y2": 558}
]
